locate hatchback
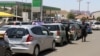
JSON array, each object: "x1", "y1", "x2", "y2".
[
  {"x1": 43, "y1": 23, "x2": 67, "y2": 46},
  {"x1": 4, "y1": 25, "x2": 55, "y2": 56}
]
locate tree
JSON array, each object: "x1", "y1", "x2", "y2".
[
  {"x1": 97, "y1": 17, "x2": 100, "y2": 21},
  {"x1": 67, "y1": 12, "x2": 75, "y2": 19}
]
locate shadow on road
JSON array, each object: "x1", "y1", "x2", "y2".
[
  {"x1": 39, "y1": 49, "x2": 57, "y2": 56},
  {"x1": 13, "y1": 49, "x2": 57, "y2": 56}
]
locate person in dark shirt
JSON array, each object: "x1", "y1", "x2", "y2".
[
  {"x1": 81, "y1": 19, "x2": 88, "y2": 42},
  {"x1": 65, "y1": 22, "x2": 71, "y2": 43}
]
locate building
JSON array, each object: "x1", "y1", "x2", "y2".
[
  {"x1": 91, "y1": 11, "x2": 100, "y2": 19},
  {"x1": 0, "y1": 1, "x2": 61, "y2": 21},
  {"x1": 60, "y1": 10, "x2": 69, "y2": 20}
]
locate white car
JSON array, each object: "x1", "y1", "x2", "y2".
[
  {"x1": 4, "y1": 25, "x2": 55, "y2": 56},
  {"x1": 42, "y1": 23, "x2": 67, "y2": 46},
  {"x1": 92, "y1": 21, "x2": 100, "y2": 30}
]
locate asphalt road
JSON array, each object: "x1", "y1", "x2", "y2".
[{"x1": 14, "y1": 31, "x2": 100, "y2": 56}]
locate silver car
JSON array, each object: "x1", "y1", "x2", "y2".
[
  {"x1": 42, "y1": 23, "x2": 67, "y2": 46},
  {"x1": 4, "y1": 25, "x2": 55, "y2": 56}
]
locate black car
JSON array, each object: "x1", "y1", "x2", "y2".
[{"x1": 0, "y1": 38, "x2": 12, "y2": 56}]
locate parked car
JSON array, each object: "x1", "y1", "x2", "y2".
[
  {"x1": 42, "y1": 23, "x2": 67, "y2": 46},
  {"x1": 4, "y1": 25, "x2": 55, "y2": 56},
  {"x1": 91, "y1": 21, "x2": 100, "y2": 30},
  {"x1": 62, "y1": 22, "x2": 82, "y2": 41},
  {"x1": 0, "y1": 38, "x2": 12, "y2": 56},
  {"x1": 86, "y1": 23, "x2": 92, "y2": 34},
  {"x1": 0, "y1": 25, "x2": 12, "y2": 38}
]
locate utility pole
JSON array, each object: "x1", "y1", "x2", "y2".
[
  {"x1": 77, "y1": 0, "x2": 82, "y2": 12},
  {"x1": 87, "y1": 2, "x2": 90, "y2": 12}
]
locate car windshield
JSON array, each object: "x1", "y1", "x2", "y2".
[
  {"x1": 43, "y1": 25, "x2": 60, "y2": 31},
  {"x1": 6, "y1": 28, "x2": 29, "y2": 38}
]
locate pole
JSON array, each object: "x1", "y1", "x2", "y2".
[
  {"x1": 31, "y1": 0, "x2": 33, "y2": 22},
  {"x1": 40, "y1": 0, "x2": 43, "y2": 21},
  {"x1": 16, "y1": 5, "x2": 17, "y2": 21},
  {"x1": 77, "y1": 0, "x2": 82, "y2": 13},
  {"x1": 87, "y1": 2, "x2": 90, "y2": 11}
]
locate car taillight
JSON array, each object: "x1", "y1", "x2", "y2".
[
  {"x1": 57, "y1": 31, "x2": 60, "y2": 36},
  {"x1": 26, "y1": 34, "x2": 33, "y2": 42}
]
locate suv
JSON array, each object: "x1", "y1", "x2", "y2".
[
  {"x1": 4, "y1": 25, "x2": 55, "y2": 56},
  {"x1": 42, "y1": 23, "x2": 67, "y2": 46},
  {"x1": 0, "y1": 38, "x2": 12, "y2": 56}
]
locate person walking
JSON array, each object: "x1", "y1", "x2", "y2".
[{"x1": 81, "y1": 18, "x2": 88, "y2": 42}]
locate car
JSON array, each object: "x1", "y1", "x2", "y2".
[
  {"x1": 4, "y1": 25, "x2": 55, "y2": 56},
  {"x1": 0, "y1": 38, "x2": 12, "y2": 56},
  {"x1": 61, "y1": 22, "x2": 82, "y2": 41},
  {"x1": 91, "y1": 21, "x2": 100, "y2": 30},
  {"x1": 0, "y1": 25, "x2": 12, "y2": 38},
  {"x1": 42, "y1": 23, "x2": 67, "y2": 46},
  {"x1": 86, "y1": 23, "x2": 92, "y2": 34}
]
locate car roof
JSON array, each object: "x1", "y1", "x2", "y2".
[
  {"x1": 43, "y1": 23, "x2": 63, "y2": 25},
  {"x1": 4, "y1": 25, "x2": 41, "y2": 29}
]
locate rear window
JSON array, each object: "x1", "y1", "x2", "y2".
[
  {"x1": 6, "y1": 28, "x2": 29, "y2": 38},
  {"x1": 95, "y1": 22, "x2": 100, "y2": 25},
  {"x1": 0, "y1": 27, "x2": 9, "y2": 31},
  {"x1": 43, "y1": 25, "x2": 60, "y2": 31}
]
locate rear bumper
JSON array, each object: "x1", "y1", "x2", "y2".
[{"x1": 11, "y1": 44, "x2": 35, "y2": 54}]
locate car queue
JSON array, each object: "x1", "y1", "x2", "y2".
[{"x1": 0, "y1": 20, "x2": 93, "y2": 56}]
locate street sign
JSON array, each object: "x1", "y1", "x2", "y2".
[{"x1": 32, "y1": 0, "x2": 42, "y2": 12}]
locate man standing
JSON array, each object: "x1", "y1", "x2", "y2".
[
  {"x1": 81, "y1": 18, "x2": 88, "y2": 42},
  {"x1": 65, "y1": 22, "x2": 71, "y2": 43}
]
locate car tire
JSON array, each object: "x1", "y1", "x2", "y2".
[
  {"x1": 33, "y1": 46, "x2": 39, "y2": 56},
  {"x1": 4, "y1": 50, "x2": 12, "y2": 56}
]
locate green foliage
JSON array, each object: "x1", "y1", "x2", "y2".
[
  {"x1": 67, "y1": 12, "x2": 75, "y2": 19},
  {"x1": 97, "y1": 17, "x2": 100, "y2": 21}
]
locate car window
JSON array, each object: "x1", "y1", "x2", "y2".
[
  {"x1": 95, "y1": 22, "x2": 100, "y2": 25},
  {"x1": 6, "y1": 28, "x2": 29, "y2": 38},
  {"x1": 41, "y1": 27, "x2": 49, "y2": 35},
  {"x1": 75, "y1": 24, "x2": 80, "y2": 29},
  {"x1": 61, "y1": 25, "x2": 65, "y2": 30},
  {"x1": 31, "y1": 27, "x2": 43, "y2": 35},
  {"x1": 43, "y1": 25, "x2": 60, "y2": 31},
  {"x1": 0, "y1": 27, "x2": 9, "y2": 31}
]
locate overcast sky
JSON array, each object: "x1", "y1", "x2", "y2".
[{"x1": 0, "y1": 0, "x2": 100, "y2": 12}]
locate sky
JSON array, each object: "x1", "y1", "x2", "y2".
[{"x1": 0, "y1": 0, "x2": 100, "y2": 12}]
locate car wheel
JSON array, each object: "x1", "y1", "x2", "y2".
[
  {"x1": 4, "y1": 50, "x2": 12, "y2": 56},
  {"x1": 51, "y1": 41, "x2": 55, "y2": 50},
  {"x1": 33, "y1": 46, "x2": 39, "y2": 56}
]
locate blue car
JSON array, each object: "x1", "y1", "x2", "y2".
[{"x1": 86, "y1": 23, "x2": 92, "y2": 34}]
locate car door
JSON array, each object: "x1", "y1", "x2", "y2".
[
  {"x1": 31, "y1": 27, "x2": 46, "y2": 50},
  {"x1": 60, "y1": 25, "x2": 66, "y2": 42},
  {"x1": 41, "y1": 27, "x2": 53, "y2": 49}
]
